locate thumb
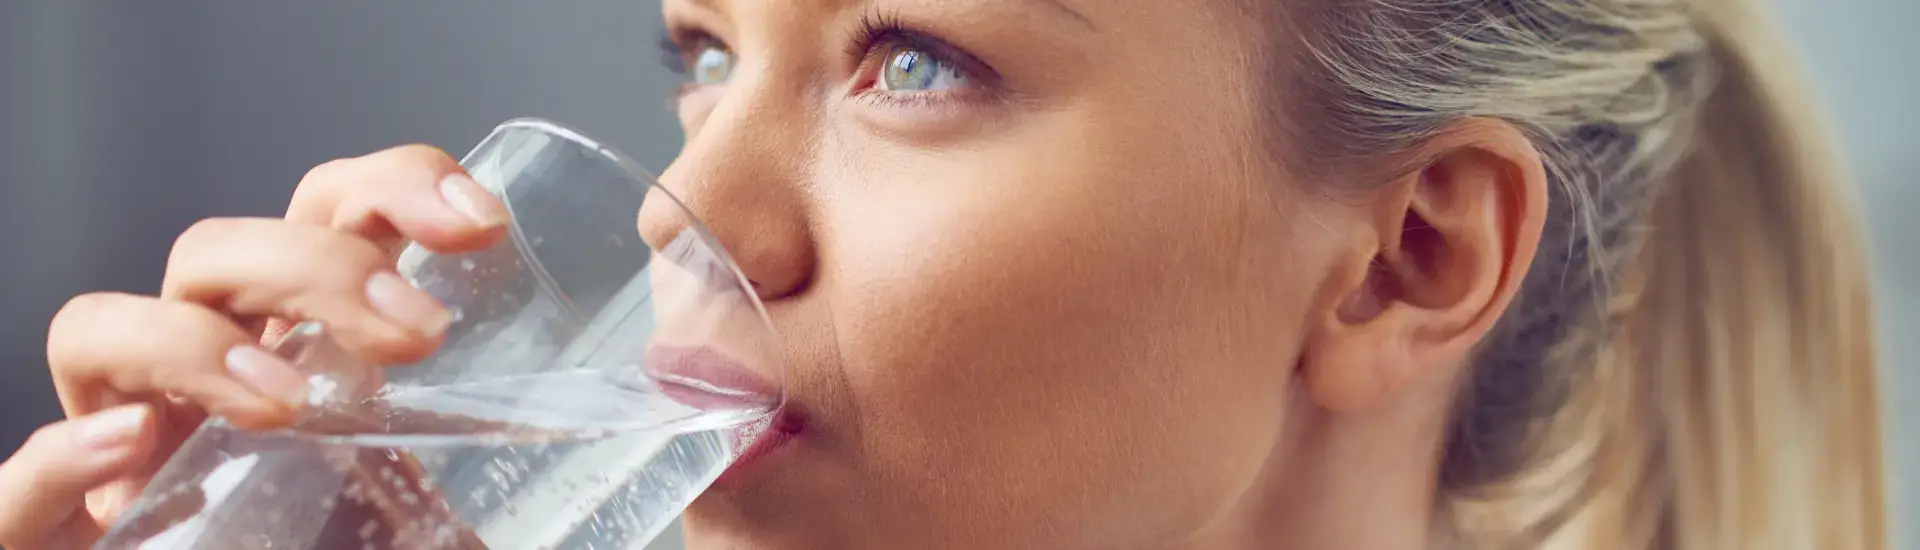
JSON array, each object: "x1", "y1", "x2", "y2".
[{"x1": 0, "y1": 404, "x2": 156, "y2": 550}]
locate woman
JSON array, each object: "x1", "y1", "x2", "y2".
[{"x1": 0, "y1": 0, "x2": 1886, "y2": 547}]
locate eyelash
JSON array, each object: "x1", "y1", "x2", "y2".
[
  {"x1": 658, "y1": 35, "x2": 689, "y2": 76},
  {"x1": 658, "y1": 11, "x2": 996, "y2": 102},
  {"x1": 658, "y1": 29, "x2": 717, "y2": 78},
  {"x1": 848, "y1": 12, "x2": 996, "y2": 104}
]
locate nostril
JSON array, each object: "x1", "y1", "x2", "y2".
[
  {"x1": 712, "y1": 251, "x2": 811, "y2": 302},
  {"x1": 744, "y1": 278, "x2": 787, "y2": 302}
]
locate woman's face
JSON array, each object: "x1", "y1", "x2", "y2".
[{"x1": 654, "y1": 0, "x2": 1349, "y2": 547}]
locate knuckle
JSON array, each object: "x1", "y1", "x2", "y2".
[
  {"x1": 297, "y1": 145, "x2": 460, "y2": 227},
  {"x1": 313, "y1": 231, "x2": 389, "y2": 274},
  {"x1": 21, "y1": 421, "x2": 66, "y2": 452},
  {"x1": 381, "y1": 144, "x2": 464, "y2": 183},
  {"x1": 144, "y1": 359, "x2": 227, "y2": 399},
  {"x1": 297, "y1": 157, "x2": 358, "y2": 189},
  {"x1": 47, "y1": 292, "x2": 128, "y2": 366},
  {"x1": 155, "y1": 306, "x2": 243, "y2": 346},
  {"x1": 163, "y1": 219, "x2": 256, "y2": 298},
  {"x1": 166, "y1": 219, "x2": 393, "y2": 315},
  {"x1": 52, "y1": 291, "x2": 120, "y2": 325},
  {"x1": 388, "y1": 143, "x2": 456, "y2": 165},
  {"x1": 266, "y1": 232, "x2": 389, "y2": 309},
  {"x1": 288, "y1": 157, "x2": 364, "y2": 222},
  {"x1": 133, "y1": 318, "x2": 246, "y2": 397},
  {"x1": 169, "y1": 218, "x2": 243, "y2": 265}
]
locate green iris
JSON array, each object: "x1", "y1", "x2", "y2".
[{"x1": 881, "y1": 47, "x2": 961, "y2": 92}]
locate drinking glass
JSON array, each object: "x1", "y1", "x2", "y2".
[{"x1": 94, "y1": 118, "x2": 782, "y2": 550}]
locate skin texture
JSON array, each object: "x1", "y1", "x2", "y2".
[
  {"x1": 0, "y1": 0, "x2": 1550, "y2": 549},
  {"x1": 653, "y1": 1, "x2": 1548, "y2": 548}
]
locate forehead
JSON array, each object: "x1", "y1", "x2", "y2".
[{"x1": 667, "y1": 0, "x2": 1267, "y2": 34}]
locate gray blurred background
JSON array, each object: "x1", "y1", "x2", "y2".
[{"x1": 0, "y1": 1, "x2": 1911, "y2": 548}]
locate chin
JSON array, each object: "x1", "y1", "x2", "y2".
[
  {"x1": 676, "y1": 506, "x2": 835, "y2": 550},
  {"x1": 675, "y1": 406, "x2": 844, "y2": 549}
]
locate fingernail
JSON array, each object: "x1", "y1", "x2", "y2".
[
  {"x1": 366, "y1": 271, "x2": 452, "y2": 336},
  {"x1": 76, "y1": 405, "x2": 150, "y2": 451},
  {"x1": 439, "y1": 173, "x2": 508, "y2": 228},
  {"x1": 226, "y1": 345, "x2": 311, "y2": 405}
]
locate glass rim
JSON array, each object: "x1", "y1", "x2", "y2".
[{"x1": 485, "y1": 117, "x2": 780, "y2": 369}]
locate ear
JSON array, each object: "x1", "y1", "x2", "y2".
[{"x1": 1301, "y1": 118, "x2": 1549, "y2": 412}]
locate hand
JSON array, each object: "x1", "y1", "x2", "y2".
[{"x1": 0, "y1": 144, "x2": 511, "y2": 550}]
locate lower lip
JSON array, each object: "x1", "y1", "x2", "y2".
[
  {"x1": 715, "y1": 408, "x2": 804, "y2": 484},
  {"x1": 642, "y1": 345, "x2": 801, "y2": 482}
]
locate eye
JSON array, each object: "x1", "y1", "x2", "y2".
[
  {"x1": 691, "y1": 44, "x2": 736, "y2": 86},
  {"x1": 877, "y1": 45, "x2": 967, "y2": 93},
  {"x1": 658, "y1": 27, "x2": 734, "y2": 89},
  {"x1": 848, "y1": 13, "x2": 996, "y2": 103}
]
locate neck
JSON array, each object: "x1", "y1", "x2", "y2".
[{"x1": 1180, "y1": 387, "x2": 1453, "y2": 550}]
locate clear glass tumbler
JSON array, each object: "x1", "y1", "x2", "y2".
[{"x1": 94, "y1": 119, "x2": 782, "y2": 550}]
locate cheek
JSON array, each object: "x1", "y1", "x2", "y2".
[{"x1": 813, "y1": 115, "x2": 1313, "y2": 540}]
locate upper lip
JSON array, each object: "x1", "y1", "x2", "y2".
[
  {"x1": 645, "y1": 344, "x2": 807, "y2": 480},
  {"x1": 645, "y1": 344, "x2": 783, "y2": 411}
]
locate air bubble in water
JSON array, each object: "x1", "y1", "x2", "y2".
[
  {"x1": 467, "y1": 486, "x2": 490, "y2": 507},
  {"x1": 100, "y1": 370, "x2": 755, "y2": 549}
]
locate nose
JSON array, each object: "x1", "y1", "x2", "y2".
[{"x1": 638, "y1": 108, "x2": 816, "y2": 302}]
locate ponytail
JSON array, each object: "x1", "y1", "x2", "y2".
[
  {"x1": 1284, "y1": 0, "x2": 1886, "y2": 545},
  {"x1": 1622, "y1": 2, "x2": 1886, "y2": 548}
]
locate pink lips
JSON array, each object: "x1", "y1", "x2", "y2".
[
  {"x1": 643, "y1": 345, "x2": 802, "y2": 479},
  {"x1": 718, "y1": 405, "x2": 804, "y2": 482},
  {"x1": 645, "y1": 345, "x2": 781, "y2": 412}
]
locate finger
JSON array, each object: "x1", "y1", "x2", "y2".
[
  {"x1": 289, "y1": 144, "x2": 509, "y2": 253},
  {"x1": 85, "y1": 399, "x2": 207, "y2": 527},
  {"x1": 48, "y1": 293, "x2": 301, "y2": 428},
  {"x1": 162, "y1": 218, "x2": 451, "y2": 365},
  {"x1": 0, "y1": 405, "x2": 157, "y2": 550}
]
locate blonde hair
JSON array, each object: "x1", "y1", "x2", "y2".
[{"x1": 1270, "y1": 0, "x2": 1888, "y2": 548}]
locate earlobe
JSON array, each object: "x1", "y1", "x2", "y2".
[
  {"x1": 1304, "y1": 258, "x2": 1432, "y2": 412},
  {"x1": 1307, "y1": 301, "x2": 1419, "y2": 412},
  {"x1": 1300, "y1": 118, "x2": 1549, "y2": 413}
]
